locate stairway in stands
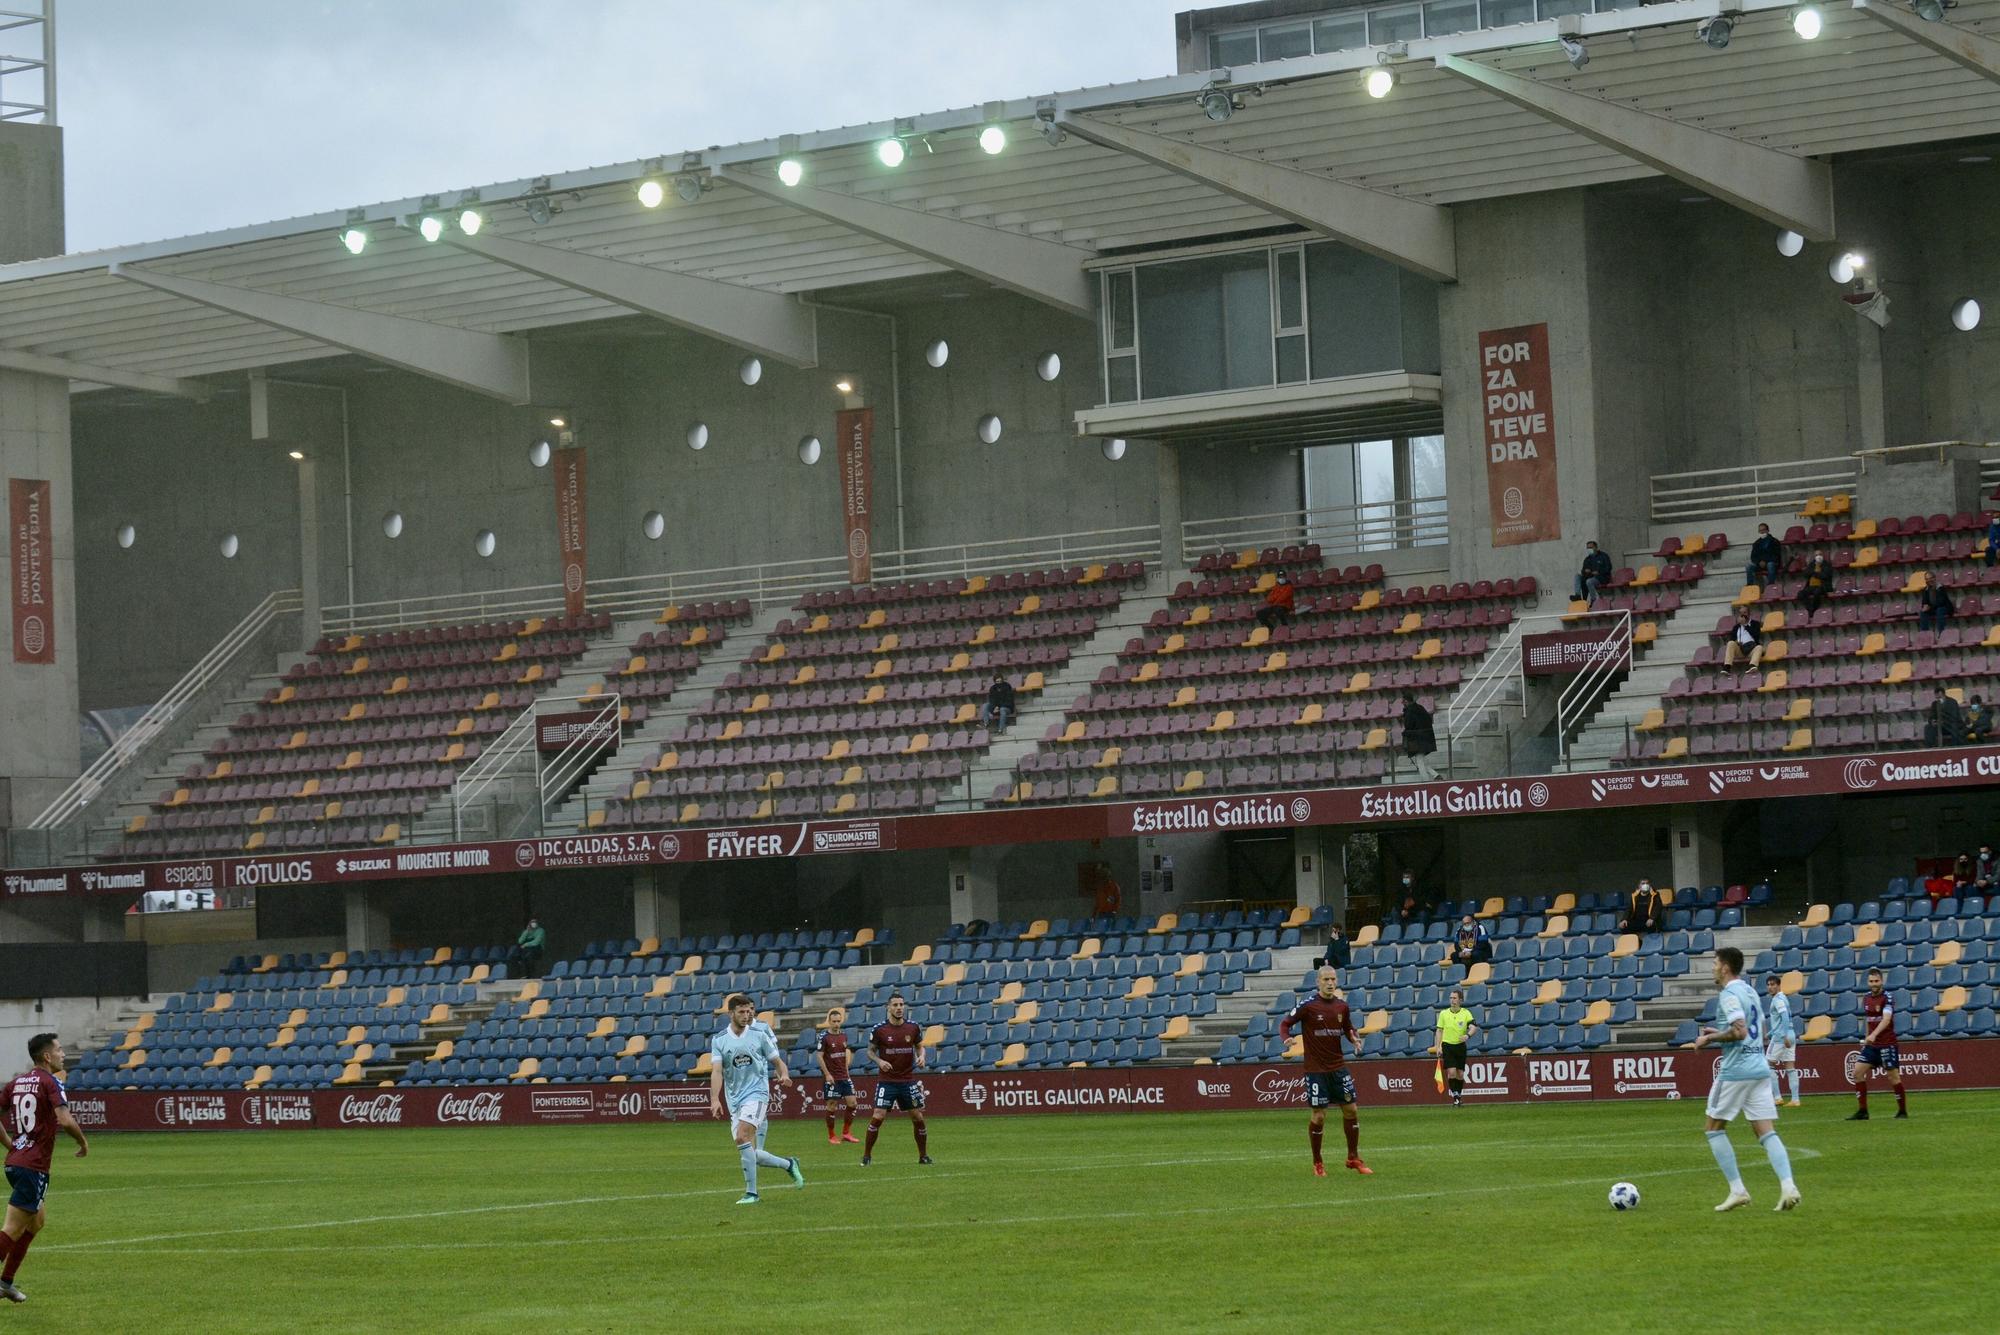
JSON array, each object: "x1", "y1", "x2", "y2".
[
  {"x1": 1609, "y1": 923, "x2": 1784, "y2": 1048},
  {"x1": 1175, "y1": 942, "x2": 1322, "y2": 1063}
]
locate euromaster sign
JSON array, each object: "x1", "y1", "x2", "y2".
[{"x1": 12, "y1": 746, "x2": 2000, "y2": 897}]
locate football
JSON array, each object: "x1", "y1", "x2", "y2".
[{"x1": 1609, "y1": 1182, "x2": 1641, "y2": 1211}]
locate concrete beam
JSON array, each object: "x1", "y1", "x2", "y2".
[
  {"x1": 1852, "y1": 0, "x2": 2000, "y2": 84},
  {"x1": 0, "y1": 344, "x2": 211, "y2": 400},
  {"x1": 108, "y1": 264, "x2": 532, "y2": 403},
  {"x1": 1432, "y1": 54, "x2": 1835, "y2": 241},
  {"x1": 1058, "y1": 114, "x2": 1456, "y2": 282},
  {"x1": 714, "y1": 165, "x2": 1096, "y2": 320},
  {"x1": 442, "y1": 231, "x2": 819, "y2": 367}
]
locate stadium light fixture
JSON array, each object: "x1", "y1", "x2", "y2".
[
  {"x1": 418, "y1": 215, "x2": 445, "y2": 243},
  {"x1": 1697, "y1": 14, "x2": 1735, "y2": 48},
  {"x1": 549, "y1": 416, "x2": 567, "y2": 428},
  {"x1": 674, "y1": 174, "x2": 705, "y2": 203},
  {"x1": 1776, "y1": 229, "x2": 1805, "y2": 257},
  {"x1": 1197, "y1": 84, "x2": 1239, "y2": 122},
  {"x1": 524, "y1": 194, "x2": 553, "y2": 225},
  {"x1": 1951, "y1": 298, "x2": 1982, "y2": 331},
  {"x1": 877, "y1": 138, "x2": 907, "y2": 168},
  {"x1": 1914, "y1": 0, "x2": 1949, "y2": 19},
  {"x1": 1792, "y1": 5, "x2": 1823, "y2": 39},
  {"x1": 1559, "y1": 36, "x2": 1588, "y2": 69},
  {"x1": 287, "y1": 449, "x2": 305, "y2": 461},
  {"x1": 1363, "y1": 52, "x2": 1400, "y2": 99},
  {"x1": 777, "y1": 158, "x2": 805, "y2": 187},
  {"x1": 834, "y1": 377, "x2": 855, "y2": 394},
  {"x1": 339, "y1": 227, "x2": 368, "y2": 255},
  {"x1": 637, "y1": 179, "x2": 665, "y2": 208},
  {"x1": 458, "y1": 208, "x2": 484, "y2": 235},
  {"x1": 979, "y1": 125, "x2": 1007, "y2": 155},
  {"x1": 1829, "y1": 251, "x2": 1866, "y2": 283}
]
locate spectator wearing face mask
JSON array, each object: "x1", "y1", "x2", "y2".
[
  {"x1": 1450, "y1": 914, "x2": 1492, "y2": 979},
  {"x1": 1745, "y1": 523, "x2": 1783, "y2": 589},
  {"x1": 1619, "y1": 878, "x2": 1664, "y2": 936}
]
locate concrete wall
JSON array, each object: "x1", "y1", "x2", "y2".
[{"x1": 0, "y1": 122, "x2": 62, "y2": 264}]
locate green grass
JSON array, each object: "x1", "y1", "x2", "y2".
[{"x1": 15, "y1": 1092, "x2": 1995, "y2": 1333}]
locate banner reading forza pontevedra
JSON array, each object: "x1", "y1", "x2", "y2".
[
  {"x1": 1479, "y1": 323, "x2": 1559, "y2": 547},
  {"x1": 9, "y1": 477, "x2": 53, "y2": 664},
  {"x1": 836, "y1": 407, "x2": 872, "y2": 584},
  {"x1": 553, "y1": 447, "x2": 586, "y2": 617}
]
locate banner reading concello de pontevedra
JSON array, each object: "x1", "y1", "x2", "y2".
[
  {"x1": 10, "y1": 477, "x2": 53, "y2": 665},
  {"x1": 836, "y1": 407, "x2": 872, "y2": 585},
  {"x1": 553, "y1": 447, "x2": 586, "y2": 617},
  {"x1": 1479, "y1": 323, "x2": 1559, "y2": 548}
]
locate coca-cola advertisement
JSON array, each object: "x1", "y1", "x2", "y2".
[{"x1": 69, "y1": 1040, "x2": 2000, "y2": 1132}]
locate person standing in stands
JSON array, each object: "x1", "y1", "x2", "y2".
[
  {"x1": 1763, "y1": 974, "x2": 1801, "y2": 1109},
  {"x1": 979, "y1": 674, "x2": 1016, "y2": 734},
  {"x1": 1916, "y1": 570, "x2": 1954, "y2": 634},
  {"x1": 1401, "y1": 692, "x2": 1439, "y2": 782},
  {"x1": 1, "y1": 1034, "x2": 90, "y2": 1305},
  {"x1": 1278, "y1": 965, "x2": 1370, "y2": 1177},
  {"x1": 815, "y1": 1006, "x2": 861, "y2": 1147},
  {"x1": 708, "y1": 994, "x2": 804, "y2": 1206},
  {"x1": 1573, "y1": 540, "x2": 1612, "y2": 606},
  {"x1": 1619, "y1": 878, "x2": 1664, "y2": 935},
  {"x1": 1797, "y1": 552, "x2": 1834, "y2": 619},
  {"x1": 512, "y1": 917, "x2": 546, "y2": 978},
  {"x1": 1723, "y1": 607, "x2": 1765, "y2": 673},
  {"x1": 1847, "y1": 968, "x2": 1908, "y2": 1121},
  {"x1": 1450, "y1": 914, "x2": 1491, "y2": 979},
  {"x1": 1432, "y1": 990, "x2": 1478, "y2": 1108},
  {"x1": 1745, "y1": 523, "x2": 1784, "y2": 588},
  {"x1": 1923, "y1": 688, "x2": 1966, "y2": 748},
  {"x1": 1256, "y1": 571, "x2": 1296, "y2": 632},
  {"x1": 861, "y1": 994, "x2": 931, "y2": 1167}
]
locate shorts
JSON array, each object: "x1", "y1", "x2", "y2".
[
  {"x1": 823, "y1": 1079, "x2": 855, "y2": 1100},
  {"x1": 874, "y1": 1080, "x2": 926, "y2": 1112},
  {"x1": 1306, "y1": 1070, "x2": 1358, "y2": 1108},
  {"x1": 1439, "y1": 1042, "x2": 1468, "y2": 1069},
  {"x1": 1705, "y1": 1078, "x2": 1778, "y2": 1123},
  {"x1": 1857, "y1": 1045, "x2": 1900, "y2": 1072},
  {"x1": 727, "y1": 1096, "x2": 770, "y2": 1130},
  {"x1": 1766, "y1": 1042, "x2": 1796, "y2": 1066},
  {"x1": 4, "y1": 1165, "x2": 48, "y2": 1214}
]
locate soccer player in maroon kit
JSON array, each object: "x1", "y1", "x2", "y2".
[
  {"x1": 2, "y1": 1034, "x2": 89, "y2": 1304},
  {"x1": 816, "y1": 1006, "x2": 861, "y2": 1145},
  {"x1": 1279, "y1": 965, "x2": 1371, "y2": 1176},
  {"x1": 1847, "y1": 968, "x2": 1909, "y2": 1120},
  {"x1": 861, "y1": 993, "x2": 932, "y2": 1166}
]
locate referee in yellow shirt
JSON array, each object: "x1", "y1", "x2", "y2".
[{"x1": 1432, "y1": 990, "x2": 1478, "y2": 1107}]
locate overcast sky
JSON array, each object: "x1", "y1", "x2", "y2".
[{"x1": 46, "y1": 0, "x2": 1195, "y2": 253}]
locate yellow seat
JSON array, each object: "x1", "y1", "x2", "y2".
[
  {"x1": 1899, "y1": 570, "x2": 1928, "y2": 595},
  {"x1": 1354, "y1": 589, "x2": 1381, "y2": 611},
  {"x1": 1358, "y1": 727, "x2": 1388, "y2": 750},
  {"x1": 1094, "y1": 746, "x2": 1122, "y2": 769},
  {"x1": 1634, "y1": 621, "x2": 1658, "y2": 646},
  {"x1": 1294, "y1": 702, "x2": 1323, "y2": 726},
  {"x1": 1175, "y1": 951, "x2": 1206, "y2": 976},
  {"x1": 1633, "y1": 708, "x2": 1665, "y2": 734},
  {"x1": 1352, "y1": 924, "x2": 1379, "y2": 947},
  {"x1": 1477, "y1": 896, "x2": 1504, "y2": 919},
  {"x1": 1674, "y1": 533, "x2": 1704, "y2": 558},
  {"x1": 1881, "y1": 660, "x2": 1912, "y2": 685},
  {"x1": 903, "y1": 943, "x2": 932, "y2": 966},
  {"x1": 1780, "y1": 727, "x2": 1812, "y2": 753},
  {"x1": 848, "y1": 927, "x2": 877, "y2": 948},
  {"x1": 1757, "y1": 668, "x2": 1788, "y2": 694},
  {"x1": 1461, "y1": 961, "x2": 1493, "y2": 986},
  {"x1": 1538, "y1": 914, "x2": 1568, "y2": 939},
  {"x1": 1411, "y1": 637, "x2": 1442, "y2": 662},
  {"x1": 1182, "y1": 605, "x2": 1212, "y2": 627},
  {"x1": 1394, "y1": 612, "x2": 1422, "y2": 635},
  {"x1": 1849, "y1": 517, "x2": 1876, "y2": 539},
  {"x1": 1631, "y1": 564, "x2": 1659, "y2": 587},
  {"x1": 1801, "y1": 903, "x2": 1830, "y2": 927},
  {"x1": 1851, "y1": 545, "x2": 1878, "y2": 569},
  {"x1": 1581, "y1": 999, "x2": 1612, "y2": 1027},
  {"x1": 1732, "y1": 584, "x2": 1762, "y2": 607},
  {"x1": 1533, "y1": 979, "x2": 1564, "y2": 1006},
  {"x1": 1937, "y1": 984, "x2": 1969, "y2": 1014},
  {"x1": 1159, "y1": 1015, "x2": 1191, "y2": 1041},
  {"x1": 1205, "y1": 710, "x2": 1236, "y2": 733},
  {"x1": 1020, "y1": 920, "x2": 1049, "y2": 941},
  {"x1": 1358, "y1": 1010, "x2": 1390, "y2": 1036},
  {"x1": 1160, "y1": 633, "x2": 1186, "y2": 654},
  {"x1": 1243, "y1": 625, "x2": 1270, "y2": 648},
  {"x1": 1149, "y1": 913, "x2": 1179, "y2": 935},
  {"x1": 1850, "y1": 922, "x2": 1882, "y2": 950},
  {"x1": 1341, "y1": 671, "x2": 1371, "y2": 695},
  {"x1": 1087, "y1": 774, "x2": 1118, "y2": 799},
  {"x1": 1174, "y1": 769, "x2": 1205, "y2": 793},
  {"x1": 996, "y1": 1042, "x2": 1029, "y2": 1069},
  {"x1": 1931, "y1": 939, "x2": 1964, "y2": 968},
  {"x1": 1782, "y1": 697, "x2": 1812, "y2": 723},
  {"x1": 1801, "y1": 1015, "x2": 1834, "y2": 1042},
  {"x1": 1125, "y1": 976, "x2": 1157, "y2": 1000},
  {"x1": 1779, "y1": 970, "x2": 1803, "y2": 995},
  {"x1": 1856, "y1": 631, "x2": 1886, "y2": 657},
  {"x1": 1660, "y1": 736, "x2": 1689, "y2": 760},
  {"x1": 1072, "y1": 937, "x2": 1102, "y2": 961}
]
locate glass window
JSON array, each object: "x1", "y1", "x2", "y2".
[
  {"x1": 1107, "y1": 355, "x2": 1138, "y2": 404},
  {"x1": 1305, "y1": 242, "x2": 1403, "y2": 380},
  {"x1": 1106, "y1": 269, "x2": 1135, "y2": 352},
  {"x1": 1260, "y1": 22, "x2": 1312, "y2": 60},
  {"x1": 1135, "y1": 251, "x2": 1274, "y2": 399},
  {"x1": 1423, "y1": 0, "x2": 1478, "y2": 36},
  {"x1": 1208, "y1": 29, "x2": 1258, "y2": 68},
  {"x1": 1482, "y1": 0, "x2": 1536, "y2": 26},
  {"x1": 1407, "y1": 435, "x2": 1449, "y2": 547},
  {"x1": 1370, "y1": 5, "x2": 1423, "y2": 44},
  {"x1": 1277, "y1": 336, "x2": 1307, "y2": 385},
  {"x1": 1538, "y1": 0, "x2": 1591, "y2": 17},
  {"x1": 1274, "y1": 248, "x2": 1304, "y2": 332},
  {"x1": 1595, "y1": 0, "x2": 1642, "y2": 9},
  {"x1": 1312, "y1": 15, "x2": 1369, "y2": 51}
]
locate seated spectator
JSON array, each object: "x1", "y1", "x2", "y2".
[
  {"x1": 1967, "y1": 695, "x2": 1990, "y2": 744},
  {"x1": 1450, "y1": 914, "x2": 1492, "y2": 979},
  {"x1": 1797, "y1": 552, "x2": 1833, "y2": 618},
  {"x1": 1923, "y1": 687, "x2": 1966, "y2": 748},
  {"x1": 1317, "y1": 922, "x2": 1351, "y2": 972},
  {"x1": 1745, "y1": 523, "x2": 1783, "y2": 588},
  {"x1": 979, "y1": 673, "x2": 1017, "y2": 733},
  {"x1": 1618, "y1": 878, "x2": 1664, "y2": 935},
  {"x1": 1401, "y1": 691, "x2": 1440, "y2": 782},
  {"x1": 1986, "y1": 512, "x2": 2000, "y2": 568},
  {"x1": 1975, "y1": 843, "x2": 1998, "y2": 891},
  {"x1": 1573, "y1": 540, "x2": 1612, "y2": 606},
  {"x1": 1723, "y1": 607, "x2": 1765, "y2": 673},
  {"x1": 510, "y1": 916, "x2": 546, "y2": 977},
  {"x1": 1916, "y1": 570, "x2": 1954, "y2": 634},
  {"x1": 1952, "y1": 853, "x2": 1977, "y2": 893},
  {"x1": 1256, "y1": 572, "x2": 1296, "y2": 632}
]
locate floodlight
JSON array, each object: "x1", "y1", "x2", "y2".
[
  {"x1": 877, "y1": 138, "x2": 906, "y2": 168},
  {"x1": 339, "y1": 227, "x2": 368, "y2": 255},
  {"x1": 1792, "y1": 5, "x2": 1823, "y2": 39},
  {"x1": 1776, "y1": 230, "x2": 1805, "y2": 257},
  {"x1": 1697, "y1": 15, "x2": 1734, "y2": 48},
  {"x1": 674, "y1": 174, "x2": 704, "y2": 203},
  {"x1": 418, "y1": 215, "x2": 444, "y2": 243},
  {"x1": 1364, "y1": 65, "x2": 1397, "y2": 98},
  {"x1": 1198, "y1": 86, "x2": 1236, "y2": 122},
  {"x1": 1560, "y1": 36, "x2": 1588, "y2": 69},
  {"x1": 777, "y1": 158, "x2": 804, "y2": 187},
  {"x1": 458, "y1": 208, "x2": 483, "y2": 235},
  {"x1": 1951, "y1": 298, "x2": 1981, "y2": 332},
  {"x1": 979, "y1": 125, "x2": 1007, "y2": 154},
  {"x1": 637, "y1": 179, "x2": 665, "y2": 208},
  {"x1": 524, "y1": 195, "x2": 553, "y2": 225},
  {"x1": 1914, "y1": 0, "x2": 1947, "y2": 19}
]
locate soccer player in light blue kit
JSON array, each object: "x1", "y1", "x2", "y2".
[
  {"x1": 1690, "y1": 948, "x2": 1800, "y2": 1213},
  {"x1": 708, "y1": 994, "x2": 805, "y2": 1206},
  {"x1": 1764, "y1": 973, "x2": 1801, "y2": 1107}
]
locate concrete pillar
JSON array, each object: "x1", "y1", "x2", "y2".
[
  {"x1": 1855, "y1": 319, "x2": 1886, "y2": 453},
  {"x1": 79, "y1": 899, "x2": 128, "y2": 944},
  {"x1": 1669, "y1": 805, "x2": 1727, "y2": 892},
  {"x1": 633, "y1": 868, "x2": 682, "y2": 943},
  {"x1": 0, "y1": 123, "x2": 63, "y2": 265},
  {"x1": 297, "y1": 457, "x2": 321, "y2": 650},
  {"x1": 947, "y1": 847, "x2": 1000, "y2": 926},
  {"x1": 343, "y1": 885, "x2": 391, "y2": 953},
  {"x1": 1156, "y1": 442, "x2": 1183, "y2": 568}
]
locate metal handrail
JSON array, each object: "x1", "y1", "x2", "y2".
[
  {"x1": 450, "y1": 704, "x2": 542, "y2": 838},
  {"x1": 1181, "y1": 496, "x2": 1449, "y2": 565},
  {"x1": 539, "y1": 694, "x2": 622, "y2": 821},
  {"x1": 26, "y1": 589, "x2": 304, "y2": 831},
  {"x1": 1443, "y1": 619, "x2": 1526, "y2": 745},
  {"x1": 1650, "y1": 456, "x2": 1861, "y2": 525},
  {"x1": 1555, "y1": 611, "x2": 1633, "y2": 767}
]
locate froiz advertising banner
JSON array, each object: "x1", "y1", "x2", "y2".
[
  {"x1": 62, "y1": 1040, "x2": 2000, "y2": 1133},
  {"x1": 554, "y1": 447, "x2": 586, "y2": 617},
  {"x1": 10, "y1": 477, "x2": 53, "y2": 664},
  {"x1": 1478, "y1": 323, "x2": 1559, "y2": 548},
  {"x1": 836, "y1": 407, "x2": 872, "y2": 585}
]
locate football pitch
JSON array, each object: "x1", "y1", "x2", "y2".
[{"x1": 19, "y1": 1091, "x2": 1995, "y2": 1333}]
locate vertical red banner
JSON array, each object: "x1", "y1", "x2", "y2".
[
  {"x1": 1478, "y1": 323, "x2": 1561, "y2": 548},
  {"x1": 553, "y1": 448, "x2": 586, "y2": 617},
  {"x1": 836, "y1": 407, "x2": 873, "y2": 585},
  {"x1": 9, "y1": 477, "x2": 53, "y2": 665}
]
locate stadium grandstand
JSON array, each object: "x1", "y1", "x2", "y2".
[{"x1": 6, "y1": 0, "x2": 2000, "y2": 1118}]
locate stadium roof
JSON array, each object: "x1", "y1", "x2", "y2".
[{"x1": 2, "y1": 0, "x2": 1998, "y2": 400}]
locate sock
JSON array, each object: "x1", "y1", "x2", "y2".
[
  {"x1": 914, "y1": 1121, "x2": 928, "y2": 1157},
  {"x1": 738, "y1": 1142, "x2": 759, "y2": 1195},
  {"x1": 1706, "y1": 1130, "x2": 1745, "y2": 1192},
  {"x1": 864, "y1": 1121, "x2": 880, "y2": 1155},
  {"x1": 1787, "y1": 1070, "x2": 1800, "y2": 1102},
  {"x1": 1309, "y1": 1125, "x2": 1324, "y2": 1165},
  {"x1": 753, "y1": 1148, "x2": 789, "y2": 1169},
  {"x1": 1758, "y1": 1130, "x2": 1795, "y2": 1191},
  {"x1": 1343, "y1": 1117, "x2": 1360, "y2": 1160},
  {"x1": 842, "y1": 1110, "x2": 854, "y2": 1135},
  {"x1": 1895, "y1": 1084, "x2": 1907, "y2": 1114},
  {"x1": 1448, "y1": 1078, "x2": 1462, "y2": 1095},
  {"x1": 755, "y1": 1122, "x2": 768, "y2": 1153},
  {"x1": 826, "y1": 1111, "x2": 837, "y2": 1137},
  {"x1": 1770, "y1": 1075, "x2": 1781, "y2": 1104},
  {"x1": 1, "y1": 1232, "x2": 28, "y2": 1283},
  {"x1": 1855, "y1": 1083, "x2": 1868, "y2": 1111}
]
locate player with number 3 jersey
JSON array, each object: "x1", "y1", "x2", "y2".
[{"x1": 1690, "y1": 950, "x2": 1799, "y2": 1213}]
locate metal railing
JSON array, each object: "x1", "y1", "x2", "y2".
[
  {"x1": 1649, "y1": 456, "x2": 1861, "y2": 526},
  {"x1": 538, "y1": 694, "x2": 622, "y2": 825},
  {"x1": 1444, "y1": 619, "x2": 1527, "y2": 746},
  {"x1": 449, "y1": 702, "x2": 543, "y2": 842},
  {"x1": 1181, "y1": 496, "x2": 1449, "y2": 566},
  {"x1": 1554, "y1": 611, "x2": 1633, "y2": 768},
  {"x1": 9, "y1": 590, "x2": 303, "y2": 866},
  {"x1": 322, "y1": 523, "x2": 1164, "y2": 635}
]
